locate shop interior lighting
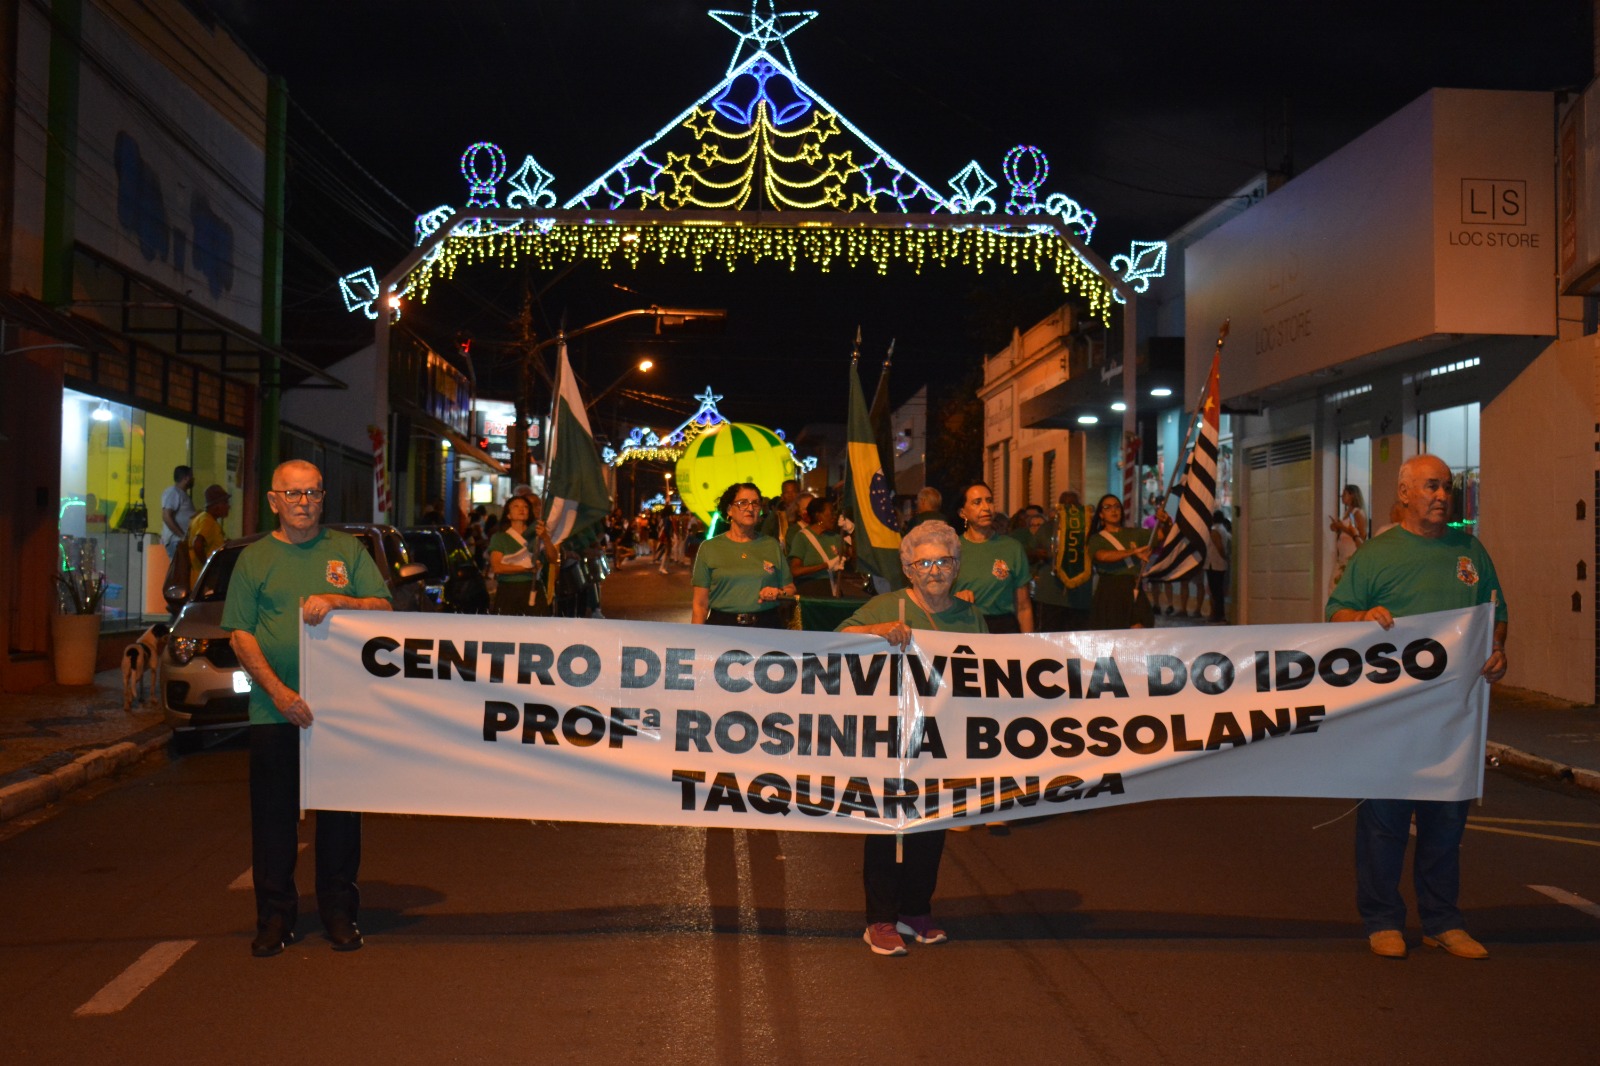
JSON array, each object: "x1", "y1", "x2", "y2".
[
  {"x1": 91, "y1": 399, "x2": 113, "y2": 422},
  {"x1": 1076, "y1": 414, "x2": 1099, "y2": 425},
  {"x1": 1110, "y1": 401, "x2": 1126, "y2": 412},
  {"x1": 1149, "y1": 387, "x2": 1172, "y2": 398}
]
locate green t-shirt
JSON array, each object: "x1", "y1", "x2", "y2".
[
  {"x1": 789, "y1": 527, "x2": 844, "y2": 572},
  {"x1": 838, "y1": 589, "x2": 989, "y2": 634},
  {"x1": 1326, "y1": 526, "x2": 1508, "y2": 623},
  {"x1": 1088, "y1": 527, "x2": 1150, "y2": 575},
  {"x1": 487, "y1": 528, "x2": 535, "y2": 584},
  {"x1": 691, "y1": 533, "x2": 794, "y2": 612},
  {"x1": 954, "y1": 533, "x2": 1031, "y2": 616},
  {"x1": 221, "y1": 529, "x2": 391, "y2": 725}
]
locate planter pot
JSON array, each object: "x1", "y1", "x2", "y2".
[{"x1": 52, "y1": 613, "x2": 102, "y2": 686}]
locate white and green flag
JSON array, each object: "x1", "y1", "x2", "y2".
[{"x1": 544, "y1": 341, "x2": 611, "y2": 543}]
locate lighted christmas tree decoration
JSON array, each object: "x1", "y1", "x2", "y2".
[{"x1": 341, "y1": 3, "x2": 1170, "y2": 324}]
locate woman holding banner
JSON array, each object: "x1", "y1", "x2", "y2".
[
  {"x1": 838, "y1": 520, "x2": 986, "y2": 956},
  {"x1": 1087, "y1": 494, "x2": 1156, "y2": 629},
  {"x1": 691, "y1": 482, "x2": 796, "y2": 627}
]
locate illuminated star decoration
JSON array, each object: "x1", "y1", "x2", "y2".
[{"x1": 708, "y1": 1, "x2": 818, "y2": 75}]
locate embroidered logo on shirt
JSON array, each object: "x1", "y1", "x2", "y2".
[
  {"x1": 326, "y1": 560, "x2": 350, "y2": 588},
  {"x1": 762, "y1": 560, "x2": 776, "y2": 574},
  {"x1": 992, "y1": 559, "x2": 1011, "y2": 580},
  {"x1": 1456, "y1": 556, "x2": 1479, "y2": 585}
]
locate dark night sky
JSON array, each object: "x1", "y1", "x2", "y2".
[{"x1": 210, "y1": 0, "x2": 1593, "y2": 435}]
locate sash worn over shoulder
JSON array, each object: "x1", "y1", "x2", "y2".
[{"x1": 1054, "y1": 503, "x2": 1093, "y2": 589}]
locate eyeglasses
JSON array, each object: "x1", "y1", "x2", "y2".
[
  {"x1": 272, "y1": 488, "x2": 325, "y2": 503},
  {"x1": 728, "y1": 499, "x2": 760, "y2": 511},
  {"x1": 909, "y1": 556, "x2": 957, "y2": 572}
]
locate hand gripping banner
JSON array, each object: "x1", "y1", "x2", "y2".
[{"x1": 299, "y1": 605, "x2": 1494, "y2": 833}]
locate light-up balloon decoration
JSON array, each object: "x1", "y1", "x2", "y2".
[{"x1": 675, "y1": 421, "x2": 797, "y2": 526}]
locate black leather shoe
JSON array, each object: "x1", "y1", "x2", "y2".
[
  {"x1": 324, "y1": 915, "x2": 364, "y2": 952},
  {"x1": 251, "y1": 917, "x2": 299, "y2": 958}
]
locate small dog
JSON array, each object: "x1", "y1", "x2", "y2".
[{"x1": 122, "y1": 622, "x2": 169, "y2": 711}]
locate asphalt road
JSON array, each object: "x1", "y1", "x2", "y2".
[
  {"x1": 2, "y1": 562, "x2": 1596, "y2": 1063},
  {"x1": 0, "y1": 735, "x2": 1596, "y2": 1064}
]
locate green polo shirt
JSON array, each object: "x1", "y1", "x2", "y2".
[
  {"x1": 691, "y1": 533, "x2": 793, "y2": 613},
  {"x1": 1326, "y1": 526, "x2": 1507, "y2": 623},
  {"x1": 221, "y1": 529, "x2": 390, "y2": 725},
  {"x1": 838, "y1": 589, "x2": 988, "y2": 634},
  {"x1": 954, "y1": 533, "x2": 1030, "y2": 616}
]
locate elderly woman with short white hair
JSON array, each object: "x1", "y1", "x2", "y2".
[{"x1": 837, "y1": 519, "x2": 986, "y2": 956}]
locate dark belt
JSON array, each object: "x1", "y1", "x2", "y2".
[{"x1": 707, "y1": 608, "x2": 783, "y2": 628}]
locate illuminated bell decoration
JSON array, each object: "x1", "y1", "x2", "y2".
[{"x1": 675, "y1": 421, "x2": 796, "y2": 526}]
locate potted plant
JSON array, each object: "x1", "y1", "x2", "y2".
[{"x1": 53, "y1": 539, "x2": 107, "y2": 685}]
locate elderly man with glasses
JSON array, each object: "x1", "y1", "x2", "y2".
[
  {"x1": 838, "y1": 520, "x2": 987, "y2": 956},
  {"x1": 223, "y1": 460, "x2": 392, "y2": 958}
]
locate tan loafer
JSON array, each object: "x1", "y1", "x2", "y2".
[
  {"x1": 1368, "y1": 929, "x2": 1407, "y2": 958},
  {"x1": 1422, "y1": 929, "x2": 1488, "y2": 959}
]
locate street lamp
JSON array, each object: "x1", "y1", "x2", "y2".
[
  {"x1": 586, "y1": 357, "x2": 654, "y2": 411},
  {"x1": 511, "y1": 307, "x2": 724, "y2": 484}
]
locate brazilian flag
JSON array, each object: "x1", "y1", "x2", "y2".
[{"x1": 843, "y1": 362, "x2": 904, "y2": 588}]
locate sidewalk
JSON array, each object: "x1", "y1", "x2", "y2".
[{"x1": 3, "y1": 633, "x2": 1597, "y2": 824}]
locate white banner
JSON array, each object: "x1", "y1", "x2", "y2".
[{"x1": 299, "y1": 605, "x2": 1494, "y2": 834}]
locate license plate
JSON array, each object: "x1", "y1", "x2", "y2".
[{"x1": 232, "y1": 670, "x2": 252, "y2": 693}]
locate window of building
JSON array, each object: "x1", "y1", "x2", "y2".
[
  {"x1": 1020, "y1": 456, "x2": 1033, "y2": 508},
  {"x1": 1042, "y1": 449, "x2": 1056, "y2": 508},
  {"x1": 1421, "y1": 401, "x2": 1480, "y2": 535},
  {"x1": 61, "y1": 388, "x2": 243, "y2": 630}
]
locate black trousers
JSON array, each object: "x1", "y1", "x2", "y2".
[
  {"x1": 983, "y1": 611, "x2": 1021, "y2": 634},
  {"x1": 249, "y1": 723, "x2": 361, "y2": 930},
  {"x1": 863, "y1": 830, "x2": 946, "y2": 924},
  {"x1": 1206, "y1": 568, "x2": 1228, "y2": 620}
]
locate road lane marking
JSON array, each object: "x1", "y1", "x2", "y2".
[
  {"x1": 1528, "y1": 885, "x2": 1600, "y2": 920},
  {"x1": 74, "y1": 940, "x2": 196, "y2": 1017},
  {"x1": 229, "y1": 843, "x2": 307, "y2": 889},
  {"x1": 1470, "y1": 817, "x2": 1600, "y2": 829},
  {"x1": 1466, "y1": 824, "x2": 1600, "y2": 848}
]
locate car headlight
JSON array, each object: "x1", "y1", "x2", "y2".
[{"x1": 170, "y1": 636, "x2": 205, "y2": 665}]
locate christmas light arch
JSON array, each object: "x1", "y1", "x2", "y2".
[{"x1": 341, "y1": 2, "x2": 1168, "y2": 323}]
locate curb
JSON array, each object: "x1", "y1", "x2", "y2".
[
  {"x1": 1487, "y1": 741, "x2": 1600, "y2": 794},
  {"x1": 0, "y1": 726, "x2": 172, "y2": 823}
]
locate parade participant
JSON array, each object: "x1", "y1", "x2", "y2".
[
  {"x1": 222, "y1": 460, "x2": 391, "y2": 957},
  {"x1": 1087, "y1": 493, "x2": 1155, "y2": 629},
  {"x1": 952, "y1": 482, "x2": 1033, "y2": 633},
  {"x1": 488, "y1": 494, "x2": 556, "y2": 615},
  {"x1": 839, "y1": 520, "x2": 985, "y2": 955},
  {"x1": 759, "y1": 477, "x2": 802, "y2": 545},
  {"x1": 692, "y1": 482, "x2": 795, "y2": 627},
  {"x1": 903, "y1": 485, "x2": 944, "y2": 533},
  {"x1": 789, "y1": 496, "x2": 848, "y2": 597},
  {"x1": 1328, "y1": 454, "x2": 1507, "y2": 961},
  {"x1": 1206, "y1": 508, "x2": 1232, "y2": 622},
  {"x1": 186, "y1": 484, "x2": 231, "y2": 586},
  {"x1": 160, "y1": 464, "x2": 197, "y2": 561},
  {"x1": 1034, "y1": 490, "x2": 1093, "y2": 631}
]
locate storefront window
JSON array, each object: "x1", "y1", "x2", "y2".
[
  {"x1": 61, "y1": 388, "x2": 242, "y2": 630},
  {"x1": 1422, "y1": 401, "x2": 1480, "y2": 535}
]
